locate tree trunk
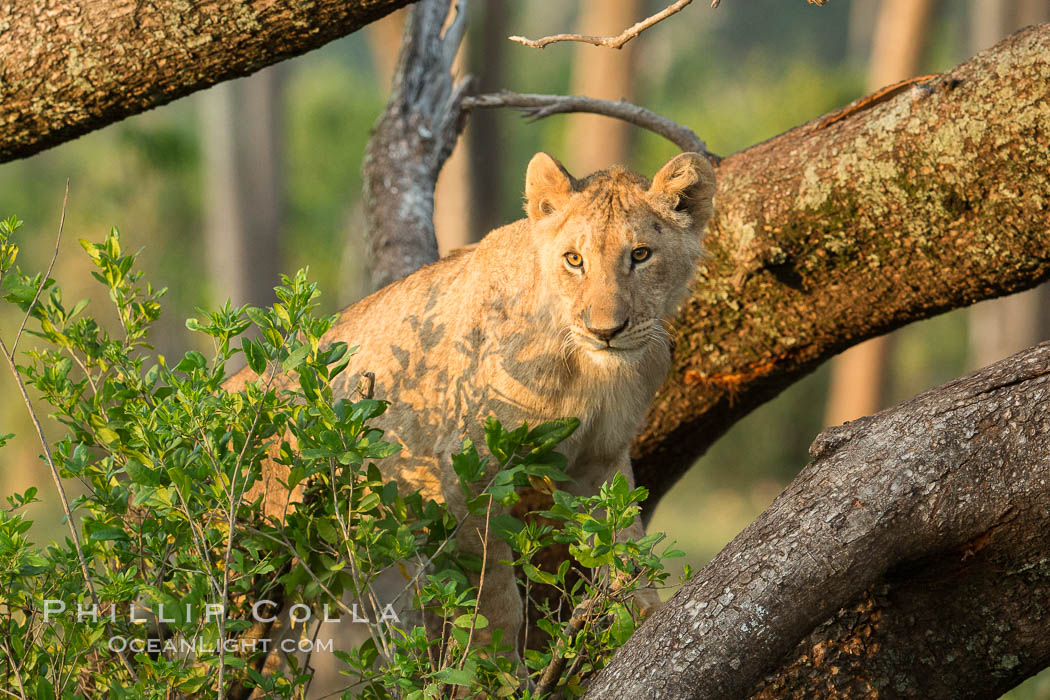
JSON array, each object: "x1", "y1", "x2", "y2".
[
  {"x1": 588, "y1": 340, "x2": 1050, "y2": 699},
  {"x1": 462, "y1": 0, "x2": 510, "y2": 243},
  {"x1": 0, "y1": 0, "x2": 414, "y2": 164},
  {"x1": 199, "y1": 67, "x2": 284, "y2": 309},
  {"x1": 564, "y1": 0, "x2": 641, "y2": 173},
  {"x1": 823, "y1": 0, "x2": 935, "y2": 426},
  {"x1": 632, "y1": 25, "x2": 1050, "y2": 509}
]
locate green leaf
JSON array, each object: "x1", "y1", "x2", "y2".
[
  {"x1": 606, "y1": 602, "x2": 636, "y2": 646},
  {"x1": 96, "y1": 427, "x2": 120, "y2": 446},
  {"x1": 125, "y1": 459, "x2": 161, "y2": 487},
  {"x1": 522, "y1": 563, "x2": 557, "y2": 586},
  {"x1": 89, "y1": 527, "x2": 129, "y2": 542},
  {"x1": 525, "y1": 417, "x2": 580, "y2": 453},
  {"x1": 358, "y1": 492, "x2": 381, "y2": 513},
  {"x1": 282, "y1": 343, "x2": 310, "y2": 372},
  {"x1": 35, "y1": 676, "x2": 55, "y2": 700},
  {"x1": 452, "y1": 613, "x2": 488, "y2": 629},
  {"x1": 452, "y1": 440, "x2": 485, "y2": 484},
  {"x1": 174, "y1": 350, "x2": 207, "y2": 373},
  {"x1": 432, "y1": 667, "x2": 474, "y2": 686},
  {"x1": 242, "y1": 338, "x2": 267, "y2": 375}
]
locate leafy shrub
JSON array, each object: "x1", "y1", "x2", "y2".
[{"x1": 0, "y1": 215, "x2": 684, "y2": 698}]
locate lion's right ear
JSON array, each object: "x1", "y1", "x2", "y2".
[
  {"x1": 649, "y1": 152, "x2": 717, "y2": 230},
  {"x1": 524, "y1": 152, "x2": 575, "y2": 221}
]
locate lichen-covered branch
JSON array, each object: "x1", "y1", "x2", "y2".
[
  {"x1": 0, "y1": 0, "x2": 414, "y2": 164},
  {"x1": 362, "y1": 0, "x2": 471, "y2": 290},
  {"x1": 633, "y1": 25, "x2": 1050, "y2": 507},
  {"x1": 462, "y1": 91, "x2": 717, "y2": 161},
  {"x1": 589, "y1": 341, "x2": 1050, "y2": 699}
]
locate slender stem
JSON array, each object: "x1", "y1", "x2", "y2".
[
  {"x1": 0, "y1": 187, "x2": 139, "y2": 681},
  {"x1": 509, "y1": 0, "x2": 693, "y2": 50},
  {"x1": 12, "y1": 180, "x2": 66, "y2": 355},
  {"x1": 216, "y1": 346, "x2": 285, "y2": 699},
  {"x1": 0, "y1": 324, "x2": 139, "y2": 681},
  {"x1": 457, "y1": 496, "x2": 492, "y2": 671},
  {"x1": 0, "y1": 639, "x2": 28, "y2": 700}
]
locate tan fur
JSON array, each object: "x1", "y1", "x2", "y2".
[{"x1": 231, "y1": 151, "x2": 716, "y2": 650}]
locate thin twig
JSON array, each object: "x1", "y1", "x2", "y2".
[
  {"x1": 12, "y1": 180, "x2": 66, "y2": 355},
  {"x1": 0, "y1": 189, "x2": 139, "y2": 681},
  {"x1": 216, "y1": 343, "x2": 287, "y2": 699},
  {"x1": 327, "y1": 457, "x2": 393, "y2": 661},
  {"x1": 458, "y1": 497, "x2": 492, "y2": 671},
  {"x1": 462, "y1": 91, "x2": 719, "y2": 162},
  {"x1": 509, "y1": 0, "x2": 693, "y2": 50},
  {"x1": 0, "y1": 639, "x2": 27, "y2": 700}
]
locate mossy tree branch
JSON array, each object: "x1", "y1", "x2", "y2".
[
  {"x1": 0, "y1": 0, "x2": 415, "y2": 163},
  {"x1": 633, "y1": 25, "x2": 1050, "y2": 507}
]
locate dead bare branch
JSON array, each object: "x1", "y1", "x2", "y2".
[
  {"x1": 363, "y1": 0, "x2": 472, "y2": 290},
  {"x1": 509, "y1": 0, "x2": 693, "y2": 50},
  {"x1": 462, "y1": 91, "x2": 718, "y2": 161}
]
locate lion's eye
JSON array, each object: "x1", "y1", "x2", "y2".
[
  {"x1": 564, "y1": 252, "x2": 584, "y2": 268},
  {"x1": 631, "y1": 246, "x2": 652, "y2": 263}
]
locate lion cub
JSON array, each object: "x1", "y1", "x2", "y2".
[{"x1": 240, "y1": 151, "x2": 715, "y2": 653}]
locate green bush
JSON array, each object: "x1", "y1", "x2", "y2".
[{"x1": 0, "y1": 215, "x2": 684, "y2": 698}]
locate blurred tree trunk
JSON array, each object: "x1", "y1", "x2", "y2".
[
  {"x1": 564, "y1": 0, "x2": 641, "y2": 173},
  {"x1": 823, "y1": 0, "x2": 934, "y2": 426},
  {"x1": 199, "y1": 67, "x2": 285, "y2": 308},
  {"x1": 967, "y1": 0, "x2": 1050, "y2": 369},
  {"x1": 367, "y1": 9, "x2": 409, "y2": 93},
  {"x1": 463, "y1": 1, "x2": 511, "y2": 244},
  {"x1": 846, "y1": 0, "x2": 879, "y2": 65},
  {"x1": 0, "y1": 0, "x2": 414, "y2": 164}
]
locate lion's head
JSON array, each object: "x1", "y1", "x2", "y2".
[{"x1": 523, "y1": 151, "x2": 716, "y2": 361}]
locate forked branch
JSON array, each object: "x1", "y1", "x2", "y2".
[
  {"x1": 509, "y1": 0, "x2": 694, "y2": 50},
  {"x1": 508, "y1": 0, "x2": 827, "y2": 47},
  {"x1": 462, "y1": 91, "x2": 718, "y2": 161}
]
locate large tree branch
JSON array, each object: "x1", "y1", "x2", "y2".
[
  {"x1": 0, "y1": 0, "x2": 414, "y2": 164},
  {"x1": 588, "y1": 341, "x2": 1050, "y2": 699},
  {"x1": 363, "y1": 0, "x2": 471, "y2": 290},
  {"x1": 633, "y1": 25, "x2": 1050, "y2": 508}
]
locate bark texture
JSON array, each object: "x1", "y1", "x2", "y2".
[
  {"x1": 362, "y1": 0, "x2": 470, "y2": 290},
  {"x1": 633, "y1": 25, "x2": 1050, "y2": 506},
  {"x1": 0, "y1": 0, "x2": 413, "y2": 164},
  {"x1": 588, "y1": 341, "x2": 1050, "y2": 699}
]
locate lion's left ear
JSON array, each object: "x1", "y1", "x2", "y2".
[{"x1": 649, "y1": 152, "x2": 716, "y2": 230}]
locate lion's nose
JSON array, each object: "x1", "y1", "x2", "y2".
[{"x1": 587, "y1": 318, "x2": 629, "y2": 342}]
